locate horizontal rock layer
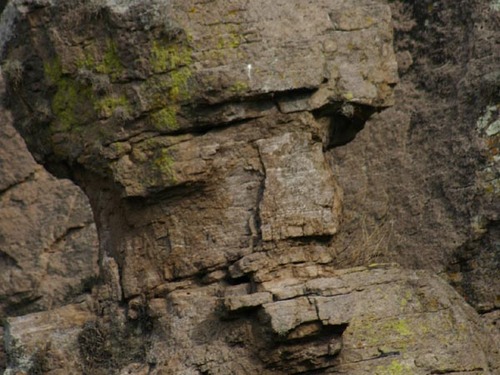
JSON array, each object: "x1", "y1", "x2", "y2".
[{"x1": 0, "y1": 0, "x2": 499, "y2": 374}]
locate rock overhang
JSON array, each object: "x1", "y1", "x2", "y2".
[{"x1": 1, "y1": 0, "x2": 398, "y2": 198}]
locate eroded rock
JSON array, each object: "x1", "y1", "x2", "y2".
[
  {"x1": 1, "y1": 0, "x2": 498, "y2": 374},
  {"x1": 0, "y1": 74, "x2": 99, "y2": 318},
  {"x1": 3, "y1": 303, "x2": 94, "y2": 375}
]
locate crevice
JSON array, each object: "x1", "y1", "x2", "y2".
[
  {"x1": 98, "y1": 105, "x2": 265, "y2": 149},
  {"x1": 155, "y1": 108, "x2": 265, "y2": 137},
  {"x1": 313, "y1": 102, "x2": 377, "y2": 149},
  {"x1": 252, "y1": 141, "x2": 267, "y2": 247},
  {"x1": 225, "y1": 274, "x2": 252, "y2": 286},
  {"x1": 273, "y1": 87, "x2": 319, "y2": 114},
  {"x1": 429, "y1": 369, "x2": 484, "y2": 374},
  {"x1": 262, "y1": 322, "x2": 347, "y2": 375},
  {"x1": 124, "y1": 181, "x2": 205, "y2": 205},
  {"x1": 479, "y1": 306, "x2": 500, "y2": 315},
  {"x1": 284, "y1": 323, "x2": 348, "y2": 344},
  {"x1": 289, "y1": 235, "x2": 334, "y2": 245},
  {"x1": 0, "y1": 250, "x2": 20, "y2": 269},
  {"x1": 376, "y1": 348, "x2": 401, "y2": 358},
  {"x1": 181, "y1": 97, "x2": 275, "y2": 126},
  {"x1": 4, "y1": 294, "x2": 43, "y2": 317},
  {"x1": 49, "y1": 225, "x2": 86, "y2": 249},
  {"x1": 0, "y1": 170, "x2": 36, "y2": 196}
]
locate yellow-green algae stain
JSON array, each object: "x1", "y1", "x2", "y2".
[
  {"x1": 353, "y1": 317, "x2": 414, "y2": 349},
  {"x1": 229, "y1": 81, "x2": 248, "y2": 93},
  {"x1": 145, "y1": 36, "x2": 194, "y2": 131},
  {"x1": 144, "y1": 66, "x2": 192, "y2": 106},
  {"x1": 150, "y1": 106, "x2": 179, "y2": 131},
  {"x1": 75, "y1": 38, "x2": 124, "y2": 81},
  {"x1": 44, "y1": 40, "x2": 129, "y2": 132},
  {"x1": 150, "y1": 40, "x2": 192, "y2": 74},
  {"x1": 392, "y1": 319, "x2": 412, "y2": 336},
  {"x1": 153, "y1": 148, "x2": 176, "y2": 183},
  {"x1": 216, "y1": 31, "x2": 242, "y2": 50},
  {"x1": 343, "y1": 91, "x2": 354, "y2": 100},
  {"x1": 94, "y1": 95, "x2": 131, "y2": 118},
  {"x1": 375, "y1": 360, "x2": 414, "y2": 375},
  {"x1": 44, "y1": 59, "x2": 94, "y2": 132},
  {"x1": 168, "y1": 67, "x2": 192, "y2": 101},
  {"x1": 44, "y1": 58, "x2": 63, "y2": 84},
  {"x1": 75, "y1": 52, "x2": 95, "y2": 70},
  {"x1": 95, "y1": 39, "x2": 123, "y2": 81}
]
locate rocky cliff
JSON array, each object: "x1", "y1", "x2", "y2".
[{"x1": 0, "y1": 0, "x2": 498, "y2": 374}]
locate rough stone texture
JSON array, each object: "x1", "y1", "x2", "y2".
[
  {"x1": 0, "y1": 72, "x2": 99, "y2": 371},
  {"x1": 0, "y1": 73, "x2": 99, "y2": 320},
  {"x1": 257, "y1": 132, "x2": 342, "y2": 241},
  {"x1": 0, "y1": 0, "x2": 398, "y2": 300},
  {"x1": 0, "y1": 0, "x2": 499, "y2": 374},
  {"x1": 3, "y1": 303, "x2": 94, "y2": 375},
  {"x1": 328, "y1": 0, "x2": 500, "y2": 313},
  {"x1": 225, "y1": 265, "x2": 499, "y2": 374}
]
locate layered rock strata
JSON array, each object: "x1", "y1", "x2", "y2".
[{"x1": 0, "y1": 0, "x2": 498, "y2": 374}]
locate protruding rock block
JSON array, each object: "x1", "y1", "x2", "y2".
[{"x1": 257, "y1": 132, "x2": 343, "y2": 241}]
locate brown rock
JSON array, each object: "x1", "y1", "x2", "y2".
[
  {"x1": 0, "y1": 76, "x2": 98, "y2": 317},
  {"x1": 257, "y1": 132, "x2": 343, "y2": 241},
  {"x1": 1, "y1": 0, "x2": 498, "y2": 374},
  {"x1": 3, "y1": 303, "x2": 94, "y2": 374}
]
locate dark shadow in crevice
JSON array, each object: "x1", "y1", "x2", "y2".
[
  {"x1": 313, "y1": 102, "x2": 377, "y2": 149},
  {"x1": 288, "y1": 234, "x2": 334, "y2": 246}
]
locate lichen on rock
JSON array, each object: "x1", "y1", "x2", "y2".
[{"x1": 0, "y1": 0, "x2": 499, "y2": 374}]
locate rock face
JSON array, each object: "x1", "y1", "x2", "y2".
[
  {"x1": 0, "y1": 0, "x2": 499, "y2": 374},
  {"x1": 330, "y1": 0, "x2": 500, "y2": 313},
  {"x1": 0, "y1": 74, "x2": 99, "y2": 320}
]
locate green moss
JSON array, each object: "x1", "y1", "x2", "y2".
[
  {"x1": 43, "y1": 57, "x2": 96, "y2": 132},
  {"x1": 109, "y1": 141, "x2": 131, "y2": 157},
  {"x1": 95, "y1": 39, "x2": 123, "y2": 81},
  {"x1": 229, "y1": 81, "x2": 248, "y2": 93},
  {"x1": 217, "y1": 32, "x2": 241, "y2": 49},
  {"x1": 51, "y1": 78, "x2": 94, "y2": 132},
  {"x1": 169, "y1": 67, "x2": 192, "y2": 101},
  {"x1": 143, "y1": 75, "x2": 171, "y2": 109},
  {"x1": 94, "y1": 95, "x2": 130, "y2": 118},
  {"x1": 43, "y1": 58, "x2": 63, "y2": 85},
  {"x1": 141, "y1": 66, "x2": 192, "y2": 111},
  {"x1": 153, "y1": 148, "x2": 176, "y2": 183},
  {"x1": 75, "y1": 39, "x2": 123, "y2": 81},
  {"x1": 76, "y1": 52, "x2": 95, "y2": 70},
  {"x1": 150, "y1": 40, "x2": 192, "y2": 73},
  {"x1": 150, "y1": 106, "x2": 179, "y2": 131},
  {"x1": 375, "y1": 360, "x2": 414, "y2": 375}
]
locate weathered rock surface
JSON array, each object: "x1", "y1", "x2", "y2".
[
  {"x1": 1, "y1": 0, "x2": 398, "y2": 299},
  {"x1": 3, "y1": 302, "x2": 94, "y2": 375},
  {"x1": 0, "y1": 73, "x2": 99, "y2": 320},
  {"x1": 225, "y1": 265, "x2": 499, "y2": 374},
  {"x1": 0, "y1": 0, "x2": 499, "y2": 374},
  {"x1": 328, "y1": 0, "x2": 500, "y2": 314}
]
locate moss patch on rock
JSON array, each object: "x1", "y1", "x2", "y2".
[
  {"x1": 153, "y1": 148, "x2": 176, "y2": 183},
  {"x1": 150, "y1": 40, "x2": 192, "y2": 74},
  {"x1": 44, "y1": 58, "x2": 95, "y2": 132},
  {"x1": 94, "y1": 95, "x2": 131, "y2": 119},
  {"x1": 150, "y1": 106, "x2": 179, "y2": 131}
]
